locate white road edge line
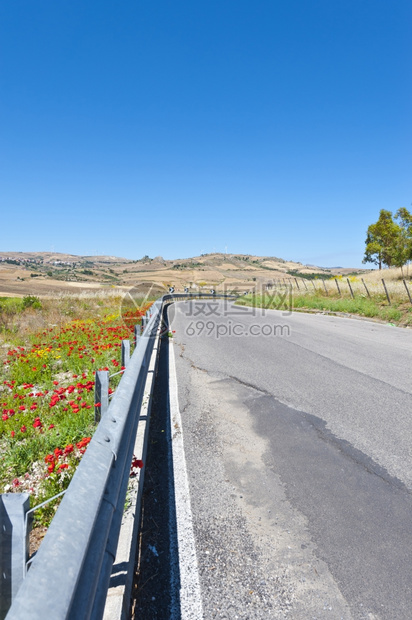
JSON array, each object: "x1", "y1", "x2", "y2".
[{"x1": 169, "y1": 339, "x2": 203, "y2": 620}]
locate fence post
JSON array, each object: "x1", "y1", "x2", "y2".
[
  {"x1": 302, "y1": 278, "x2": 308, "y2": 290},
  {"x1": 382, "y1": 278, "x2": 391, "y2": 305},
  {"x1": 94, "y1": 370, "x2": 109, "y2": 422},
  {"x1": 0, "y1": 494, "x2": 31, "y2": 620},
  {"x1": 311, "y1": 280, "x2": 316, "y2": 291},
  {"x1": 294, "y1": 278, "x2": 300, "y2": 290},
  {"x1": 121, "y1": 340, "x2": 130, "y2": 368},
  {"x1": 322, "y1": 279, "x2": 329, "y2": 295},
  {"x1": 361, "y1": 278, "x2": 370, "y2": 297},
  {"x1": 335, "y1": 278, "x2": 341, "y2": 296},
  {"x1": 346, "y1": 278, "x2": 355, "y2": 299},
  {"x1": 403, "y1": 279, "x2": 412, "y2": 305}
]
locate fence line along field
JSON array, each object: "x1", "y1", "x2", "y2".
[
  {"x1": 0, "y1": 293, "x2": 152, "y2": 531},
  {"x1": 238, "y1": 269, "x2": 412, "y2": 326}
]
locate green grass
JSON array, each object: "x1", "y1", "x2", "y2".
[{"x1": 237, "y1": 291, "x2": 407, "y2": 324}]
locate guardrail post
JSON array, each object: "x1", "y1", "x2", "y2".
[
  {"x1": 0, "y1": 493, "x2": 31, "y2": 620},
  {"x1": 134, "y1": 324, "x2": 140, "y2": 347},
  {"x1": 94, "y1": 370, "x2": 109, "y2": 422},
  {"x1": 121, "y1": 340, "x2": 130, "y2": 367}
]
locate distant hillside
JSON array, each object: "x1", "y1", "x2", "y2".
[{"x1": 0, "y1": 251, "x2": 364, "y2": 297}]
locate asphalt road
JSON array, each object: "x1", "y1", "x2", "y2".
[{"x1": 169, "y1": 300, "x2": 412, "y2": 619}]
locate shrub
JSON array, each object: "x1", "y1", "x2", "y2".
[{"x1": 22, "y1": 295, "x2": 42, "y2": 310}]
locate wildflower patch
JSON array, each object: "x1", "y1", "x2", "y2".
[{"x1": 0, "y1": 301, "x2": 152, "y2": 526}]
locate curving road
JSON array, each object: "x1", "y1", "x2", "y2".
[{"x1": 169, "y1": 299, "x2": 412, "y2": 619}]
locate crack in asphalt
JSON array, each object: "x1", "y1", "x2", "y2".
[{"x1": 178, "y1": 343, "x2": 272, "y2": 396}]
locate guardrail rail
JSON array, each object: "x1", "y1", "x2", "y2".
[{"x1": 1, "y1": 293, "x2": 235, "y2": 620}]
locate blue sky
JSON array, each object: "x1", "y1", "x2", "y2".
[{"x1": 1, "y1": 0, "x2": 411, "y2": 268}]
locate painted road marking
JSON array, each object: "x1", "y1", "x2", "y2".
[{"x1": 168, "y1": 341, "x2": 203, "y2": 619}]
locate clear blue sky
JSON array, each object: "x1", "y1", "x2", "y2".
[{"x1": 1, "y1": 1, "x2": 411, "y2": 267}]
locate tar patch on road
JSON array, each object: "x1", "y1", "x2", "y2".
[{"x1": 251, "y1": 394, "x2": 412, "y2": 619}]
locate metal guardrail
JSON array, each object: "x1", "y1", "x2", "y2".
[{"x1": 3, "y1": 293, "x2": 236, "y2": 620}]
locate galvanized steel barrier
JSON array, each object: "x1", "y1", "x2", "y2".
[{"x1": 3, "y1": 293, "x2": 235, "y2": 620}]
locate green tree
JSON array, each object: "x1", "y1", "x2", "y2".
[
  {"x1": 392, "y1": 207, "x2": 412, "y2": 274},
  {"x1": 363, "y1": 210, "x2": 402, "y2": 269}
]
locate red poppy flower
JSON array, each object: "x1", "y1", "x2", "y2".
[{"x1": 131, "y1": 458, "x2": 144, "y2": 469}]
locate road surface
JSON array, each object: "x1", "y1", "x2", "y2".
[{"x1": 168, "y1": 299, "x2": 412, "y2": 619}]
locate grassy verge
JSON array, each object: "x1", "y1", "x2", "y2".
[
  {"x1": 236, "y1": 290, "x2": 412, "y2": 326},
  {"x1": 0, "y1": 293, "x2": 152, "y2": 525}
]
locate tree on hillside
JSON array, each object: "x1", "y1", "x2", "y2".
[
  {"x1": 363, "y1": 210, "x2": 400, "y2": 269},
  {"x1": 392, "y1": 207, "x2": 412, "y2": 275},
  {"x1": 363, "y1": 207, "x2": 412, "y2": 271}
]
